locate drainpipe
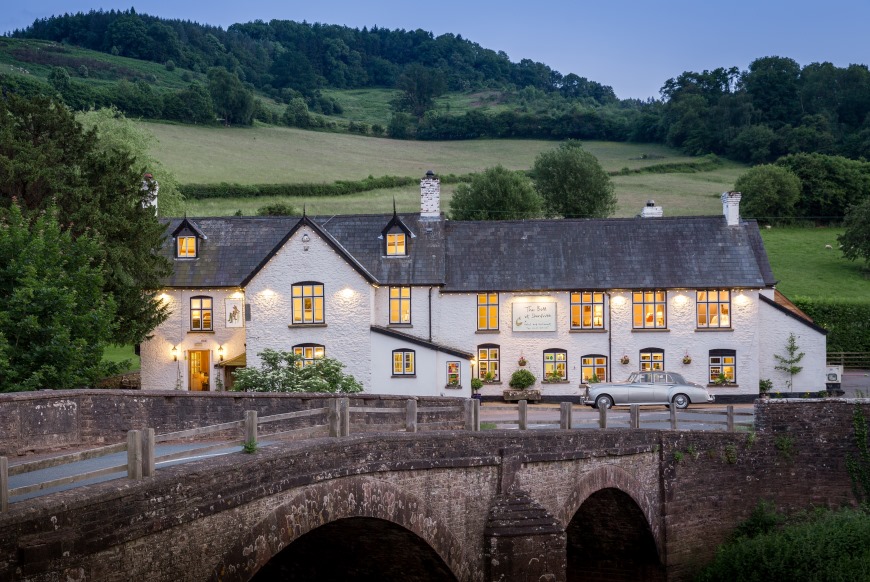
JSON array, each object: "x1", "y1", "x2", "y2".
[
  {"x1": 607, "y1": 291, "x2": 612, "y2": 382},
  {"x1": 428, "y1": 287, "x2": 433, "y2": 342}
]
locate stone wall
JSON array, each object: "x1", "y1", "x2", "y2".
[{"x1": 0, "y1": 390, "x2": 467, "y2": 456}]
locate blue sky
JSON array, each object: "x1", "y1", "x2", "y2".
[{"x1": 4, "y1": 1, "x2": 869, "y2": 100}]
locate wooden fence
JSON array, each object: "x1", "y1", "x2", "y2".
[{"x1": 827, "y1": 352, "x2": 870, "y2": 369}]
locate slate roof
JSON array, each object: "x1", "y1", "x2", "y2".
[{"x1": 159, "y1": 214, "x2": 777, "y2": 291}]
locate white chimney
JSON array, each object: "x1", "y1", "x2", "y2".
[
  {"x1": 721, "y1": 191, "x2": 741, "y2": 226},
  {"x1": 420, "y1": 170, "x2": 440, "y2": 219},
  {"x1": 640, "y1": 199, "x2": 663, "y2": 218}
]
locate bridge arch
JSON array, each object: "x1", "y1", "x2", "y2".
[
  {"x1": 557, "y1": 464, "x2": 663, "y2": 559},
  {"x1": 207, "y1": 475, "x2": 472, "y2": 582}
]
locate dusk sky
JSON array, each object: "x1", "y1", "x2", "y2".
[{"x1": 4, "y1": 1, "x2": 869, "y2": 100}]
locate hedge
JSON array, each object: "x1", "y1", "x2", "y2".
[
  {"x1": 793, "y1": 297, "x2": 870, "y2": 352},
  {"x1": 179, "y1": 174, "x2": 470, "y2": 200}
]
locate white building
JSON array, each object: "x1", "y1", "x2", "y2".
[{"x1": 140, "y1": 175, "x2": 827, "y2": 401}]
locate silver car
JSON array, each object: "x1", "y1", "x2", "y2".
[{"x1": 583, "y1": 371, "x2": 714, "y2": 409}]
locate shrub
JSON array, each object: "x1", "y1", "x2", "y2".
[
  {"x1": 257, "y1": 203, "x2": 298, "y2": 216},
  {"x1": 232, "y1": 349, "x2": 362, "y2": 393},
  {"x1": 471, "y1": 377, "x2": 483, "y2": 392},
  {"x1": 508, "y1": 369, "x2": 536, "y2": 390}
]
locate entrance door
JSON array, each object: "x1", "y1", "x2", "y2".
[{"x1": 189, "y1": 350, "x2": 211, "y2": 391}]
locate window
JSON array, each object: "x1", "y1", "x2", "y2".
[
  {"x1": 190, "y1": 296, "x2": 212, "y2": 331},
  {"x1": 177, "y1": 236, "x2": 196, "y2": 258},
  {"x1": 386, "y1": 233, "x2": 406, "y2": 256},
  {"x1": 293, "y1": 343, "x2": 325, "y2": 367},
  {"x1": 389, "y1": 286, "x2": 411, "y2": 324},
  {"x1": 447, "y1": 361, "x2": 460, "y2": 386},
  {"x1": 709, "y1": 349, "x2": 736, "y2": 384},
  {"x1": 543, "y1": 349, "x2": 568, "y2": 381},
  {"x1": 292, "y1": 282, "x2": 324, "y2": 324},
  {"x1": 477, "y1": 344, "x2": 500, "y2": 381},
  {"x1": 697, "y1": 290, "x2": 731, "y2": 328},
  {"x1": 633, "y1": 291, "x2": 667, "y2": 329},
  {"x1": 477, "y1": 293, "x2": 499, "y2": 330},
  {"x1": 581, "y1": 355, "x2": 608, "y2": 383},
  {"x1": 571, "y1": 292, "x2": 605, "y2": 329},
  {"x1": 392, "y1": 349, "x2": 415, "y2": 376},
  {"x1": 640, "y1": 348, "x2": 664, "y2": 371}
]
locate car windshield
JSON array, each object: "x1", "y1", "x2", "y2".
[{"x1": 626, "y1": 372, "x2": 638, "y2": 383}]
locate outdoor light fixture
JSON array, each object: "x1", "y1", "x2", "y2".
[
  {"x1": 218, "y1": 345, "x2": 224, "y2": 362},
  {"x1": 172, "y1": 346, "x2": 178, "y2": 361}
]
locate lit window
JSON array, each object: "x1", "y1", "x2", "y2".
[
  {"x1": 697, "y1": 290, "x2": 731, "y2": 328},
  {"x1": 386, "y1": 233, "x2": 406, "y2": 256},
  {"x1": 477, "y1": 293, "x2": 499, "y2": 330},
  {"x1": 177, "y1": 236, "x2": 196, "y2": 258},
  {"x1": 571, "y1": 292, "x2": 605, "y2": 329},
  {"x1": 190, "y1": 296, "x2": 212, "y2": 331},
  {"x1": 392, "y1": 349, "x2": 415, "y2": 376},
  {"x1": 389, "y1": 286, "x2": 411, "y2": 324},
  {"x1": 447, "y1": 361, "x2": 460, "y2": 386},
  {"x1": 640, "y1": 348, "x2": 664, "y2": 371},
  {"x1": 293, "y1": 343, "x2": 325, "y2": 367},
  {"x1": 292, "y1": 282, "x2": 324, "y2": 324},
  {"x1": 581, "y1": 355, "x2": 607, "y2": 383},
  {"x1": 543, "y1": 349, "x2": 567, "y2": 381},
  {"x1": 709, "y1": 349, "x2": 736, "y2": 384},
  {"x1": 477, "y1": 344, "x2": 500, "y2": 381},
  {"x1": 633, "y1": 291, "x2": 667, "y2": 329}
]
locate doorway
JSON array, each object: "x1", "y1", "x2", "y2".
[{"x1": 189, "y1": 350, "x2": 211, "y2": 391}]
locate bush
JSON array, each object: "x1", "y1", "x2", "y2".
[
  {"x1": 257, "y1": 203, "x2": 298, "y2": 216},
  {"x1": 509, "y1": 369, "x2": 536, "y2": 390},
  {"x1": 792, "y1": 297, "x2": 870, "y2": 352},
  {"x1": 231, "y1": 349, "x2": 362, "y2": 393}
]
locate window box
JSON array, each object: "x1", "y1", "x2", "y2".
[
  {"x1": 445, "y1": 383, "x2": 462, "y2": 390},
  {"x1": 542, "y1": 379, "x2": 571, "y2": 384},
  {"x1": 503, "y1": 389, "x2": 541, "y2": 402}
]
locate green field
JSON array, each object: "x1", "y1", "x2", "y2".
[{"x1": 103, "y1": 344, "x2": 140, "y2": 371}]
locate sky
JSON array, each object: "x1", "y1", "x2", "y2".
[{"x1": 4, "y1": 1, "x2": 870, "y2": 100}]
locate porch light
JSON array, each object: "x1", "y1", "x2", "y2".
[
  {"x1": 340, "y1": 287, "x2": 355, "y2": 299},
  {"x1": 172, "y1": 346, "x2": 178, "y2": 361},
  {"x1": 611, "y1": 295, "x2": 626, "y2": 307},
  {"x1": 218, "y1": 345, "x2": 224, "y2": 362}
]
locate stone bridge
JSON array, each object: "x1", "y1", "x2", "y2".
[{"x1": 0, "y1": 399, "x2": 865, "y2": 582}]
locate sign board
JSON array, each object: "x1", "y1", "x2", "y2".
[
  {"x1": 226, "y1": 298, "x2": 245, "y2": 328},
  {"x1": 512, "y1": 300, "x2": 557, "y2": 332}
]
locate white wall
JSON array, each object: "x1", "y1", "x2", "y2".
[
  {"x1": 140, "y1": 288, "x2": 246, "y2": 390},
  {"x1": 244, "y1": 227, "x2": 374, "y2": 390},
  {"x1": 758, "y1": 301, "x2": 827, "y2": 393},
  {"x1": 369, "y1": 332, "x2": 471, "y2": 397}
]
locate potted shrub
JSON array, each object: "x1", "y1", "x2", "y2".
[
  {"x1": 471, "y1": 377, "x2": 483, "y2": 400},
  {"x1": 503, "y1": 368, "x2": 540, "y2": 402},
  {"x1": 759, "y1": 378, "x2": 772, "y2": 400},
  {"x1": 543, "y1": 370, "x2": 565, "y2": 383}
]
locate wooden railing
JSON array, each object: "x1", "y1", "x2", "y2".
[
  {"x1": 827, "y1": 352, "x2": 870, "y2": 369},
  {"x1": 1, "y1": 398, "x2": 473, "y2": 512}
]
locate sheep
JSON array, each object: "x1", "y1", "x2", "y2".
[{"x1": 825, "y1": 244, "x2": 833, "y2": 250}]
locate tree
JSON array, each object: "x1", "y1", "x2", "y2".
[
  {"x1": 733, "y1": 165, "x2": 801, "y2": 222},
  {"x1": 449, "y1": 165, "x2": 543, "y2": 221},
  {"x1": 0, "y1": 95, "x2": 171, "y2": 346},
  {"x1": 0, "y1": 204, "x2": 117, "y2": 391},
  {"x1": 775, "y1": 153, "x2": 870, "y2": 222},
  {"x1": 283, "y1": 98, "x2": 311, "y2": 128},
  {"x1": 394, "y1": 64, "x2": 446, "y2": 118},
  {"x1": 231, "y1": 349, "x2": 363, "y2": 393},
  {"x1": 207, "y1": 67, "x2": 255, "y2": 125},
  {"x1": 532, "y1": 142, "x2": 616, "y2": 218},
  {"x1": 774, "y1": 333, "x2": 805, "y2": 392},
  {"x1": 838, "y1": 197, "x2": 870, "y2": 268}
]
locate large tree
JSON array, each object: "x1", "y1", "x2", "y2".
[
  {"x1": 0, "y1": 94, "x2": 171, "y2": 346},
  {"x1": 733, "y1": 165, "x2": 801, "y2": 222},
  {"x1": 532, "y1": 142, "x2": 616, "y2": 218},
  {"x1": 0, "y1": 204, "x2": 117, "y2": 391},
  {"x1": 449, "y1": 165, "x2": 543, "y2": 220},
  {"x1": 775, "y1": 153, "x2": 870, "y2": 222},
  {"x1": 838, "y1": 197, "x2": 870, "y2": 268},
  {"x1": 207, "y1": 67, "x2": 255, "y2": 126}
]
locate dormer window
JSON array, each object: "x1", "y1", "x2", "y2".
[
  {"x1": 177, "y1": 236, "x2": 197, "y2": 258},
  {"x1": 386, "y1": 233, "x2": 406, "y2": 256}
]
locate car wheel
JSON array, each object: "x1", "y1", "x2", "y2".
[
  {"x1": 673, "y1": 393, "x2": 690, "y2": 409},
  {"x1": 595, "y1": 395, "x2": 613, "y2": 409}
]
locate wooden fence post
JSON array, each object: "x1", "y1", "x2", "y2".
[
  {"x1": 328, "y1": 398, "x2": 340, "y2": 437},
  {"x1": 670, "y1": 405, "x2": 678, "y2": 430},
  {"x1": 406, "y1": 399, "x2": 418, "y2": 433},
  {"x1": 245, "y1": 410, "x2": 258, "y2": 446},
  {"x1": 339, "y1": 398, "x2": 350, "y2": 437},
  {"x1": 630, "y1": 405, "x2": 640, "y2": 429},
  {"x1": 127, "y1": 430, "x2": 142, "y2": 480},
  {"x1": 599, "y1": 405, "x2": 608, "y2": 429},
  {"x1": 560, "y1": 402, "x2": 572, "y2": 430},
  {"x1": 142, "y1": 428, "x2": 155, "y2": 477},
  {"x1": 0, "y1": 457, "x2": 8, "y2": 512},
  {"x1": 518, "y1": 400, "x2": 528, "y2": 430},
  {"x1": 727, "y1": 405, "x2": 735, "y2": 432}
]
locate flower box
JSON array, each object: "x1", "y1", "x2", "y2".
[{"x1": 503, "y1": 389, "x2": 541, "y2": 402}]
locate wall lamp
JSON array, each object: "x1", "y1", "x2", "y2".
[
  {"x1": 172, "y1": 346, "x2": 178, "y2": 362},
  {"x1": 218, "y1": 345, "x2": 224, "y2": 362}
]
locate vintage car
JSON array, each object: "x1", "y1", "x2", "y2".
[{"x1": 582, "y1": 371, "x2": 714, "y2": 409}]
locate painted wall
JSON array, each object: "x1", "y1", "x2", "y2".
[{"x1": 758, "y1": 301, "x2": 827, "y2": 393}]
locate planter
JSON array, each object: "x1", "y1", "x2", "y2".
[
  {"x1": 503, "y1": 389, "x2": 541, "y2": 402},
  {"x1": 471, "y1": 393, "x2": 482, "y2": 401}
]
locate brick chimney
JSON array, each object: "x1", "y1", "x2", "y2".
[
  {"x1": 420, "y1": 170, "x2": 440, "y2": 219},
  {"x1": 721, "y1": 191, "x2": 742, "y2": 226}
]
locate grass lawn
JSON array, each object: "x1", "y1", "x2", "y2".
[
  {"x1": 102, "y1": 345, "x2": 140, "y2": 372},
  {"x1": 760, "y1": 227, "x2": 870, "y2": 301}
]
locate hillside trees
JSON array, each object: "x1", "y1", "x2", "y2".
[
  {"x1": 207, "y1": 67, "x2": 255, "y2": 125},
  {"x1": 449, "y1": 166, "x2": 543, "y2": 220},
  {"x1": 532, "y1": 142, "x2": 615, "y2": 218},
  {"x1": 0, "y1": 94, "x2": 171, "y2": 347},
  {"x1": 732, "y1": 165, "x2": 802, "y2": 221},
  {"x1": 394, "y1": 64, "x2": 447, "y2": 118},
  {"x1": 775, "y1": 153, "x2": 870, "y2": 221},
  {"x1": 838, "y1": 197, "x2": 870, "y2": 268}
]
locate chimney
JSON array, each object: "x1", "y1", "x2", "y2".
[
  {"x1": 721, "y1": 191, "x2": 741, "y2": 226},
  {"x1": 420, "y1": 170, "x2": 440, "y2": 219},
  {"x1": 639, "y1": 199, "x2": 663, "y2": 218}
]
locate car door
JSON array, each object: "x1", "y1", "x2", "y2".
[
  {"x1": 629, "y1": 372, "x2": 656, "y2": 403},
  {"x1": 652, "y1": 373, "x2": 675, "y2": 403}
]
